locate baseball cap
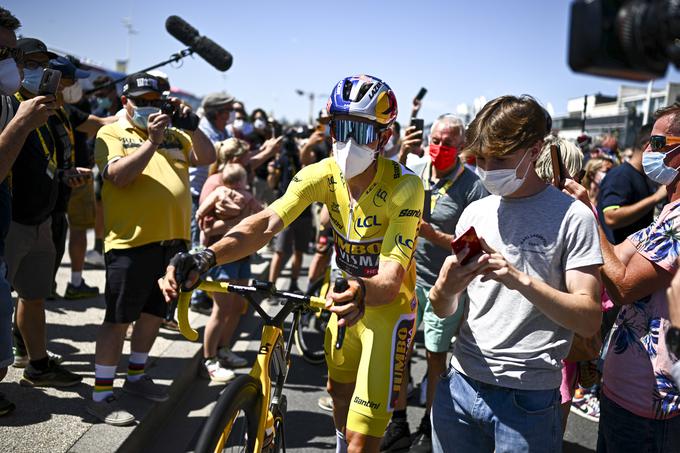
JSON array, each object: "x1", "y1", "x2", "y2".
[
  {"x1": 122, "y1": 72, "x2": 163, "y2": 96},
  {"x1": 202, "y1": 91, "x2": 235, "y2": 111},
  {"x1": 16, "y1": 38, "x2": 58, "y2": 59},
  {"x1": 49, "y1": 56, "x2": 90, "y2": 80}
]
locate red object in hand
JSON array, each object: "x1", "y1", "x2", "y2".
[{"x1": 451, "y1": 226, "x2": 482, "y2": 265}]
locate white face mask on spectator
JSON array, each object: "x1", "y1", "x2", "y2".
[
  {"x1": 62, "y1": 82, "x2": 83, "y2": 104},
  {"x1": 253, "y1": 118, "x2": 267, "y2": 131},
  {"x1": 475, "y1": 149, "x2": 531, "y2": 197},
  {"x1": 0, "y1": 58, "x2": 20, "y2": 95},
  {"x1": 21, "y1": 67, "x2": 43, "y2": 94}
]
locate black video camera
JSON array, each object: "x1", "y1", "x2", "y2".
[
  {"x1": 569, "y1": 0, "x2": 680, "y2": 81},
  {"x1": 160, "y1": 92, "x2": 200, "y2": 131}
]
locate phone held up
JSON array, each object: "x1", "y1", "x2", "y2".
[
  {"x1": 415, "y1": 87, "x2": 427, "y2": 102},
  {"x1": 550, "y1": 144, "x2": 567, "y2": 188},
  {"x1": 410, "y1": 117, "x2": 424, "y2": 133},
  {"x1": 451, "y1": 226, "x2": 483, "y2": 265},
  {"x1": 38, "y1": 68, "x2": 61, "y2": 96}
]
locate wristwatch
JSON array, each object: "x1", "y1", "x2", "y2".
[{"x1": 667, "y1": 326, "x2": 680, "y2": 358}]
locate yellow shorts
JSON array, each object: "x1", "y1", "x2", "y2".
[
  {"x1": 324, "y1": 296, "x2": 416, "y2": 437},
  {"x1": 67, "y1": 181, "x2": 96, "y2": 230}
]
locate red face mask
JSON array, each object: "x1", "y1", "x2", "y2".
[{"x1": 429, "y1": 143, "x2": 458, "y2": 170}]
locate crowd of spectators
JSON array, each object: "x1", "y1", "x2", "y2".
[{"x1": 1, "y1": 6, "x2": 680, "y2": 453}]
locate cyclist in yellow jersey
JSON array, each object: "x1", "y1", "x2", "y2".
[{"x1": 159, "y1": 74, "x2": 424, "y2": 453}]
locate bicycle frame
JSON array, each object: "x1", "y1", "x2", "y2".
[{"x1": 177, "y1": 280, "x2": 327, "y2": 452}]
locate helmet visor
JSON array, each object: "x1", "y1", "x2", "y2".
[{"x1": 331, "y1": 119, "x2": 382, "y2": 146}]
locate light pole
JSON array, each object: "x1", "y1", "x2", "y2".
[{"x1": 296, "y1": 89, "x2": 326, "y2": 125}]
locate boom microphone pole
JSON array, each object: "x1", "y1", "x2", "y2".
[{"x1": 86, "y1": 16, "x2": 232, "y2": 94}]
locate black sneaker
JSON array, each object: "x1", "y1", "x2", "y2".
[
  {"x1": 0, "y1": 393, "x2": 15, "y2": 416},
  {"x1": 410, "y1": 414, "x2": 432, "y2": 453},
  {"x1": 380, "y1": 419, "x2": 411, "y2": 452},
  {"x1": 20, "y1": 359, "x2": 82, "y2": 388},
  {"x1": 64, "y1": 280, "x2": 99, "y2": 300}
]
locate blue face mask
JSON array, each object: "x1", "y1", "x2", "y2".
[
  {"x1": 642, "y1": 147, "x2": 680, "y2": 185},
  {"x1": 21, "y1": 67, "x2": 43, "y2": 94},
  {"x1": 131, "y1": 106, "x2": 160, "y2": 130}
]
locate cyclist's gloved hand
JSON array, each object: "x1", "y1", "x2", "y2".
[{"x1": 169, "y1": 248, "x2": 217, "y2": 291}]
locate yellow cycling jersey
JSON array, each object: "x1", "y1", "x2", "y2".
[{"x1": 269, "y1": 156, "x2": 424, "y2": 303}]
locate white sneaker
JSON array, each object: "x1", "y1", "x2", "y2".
[
  {"x1": 217, "y1": 347, "x2": 248, "y2": 368},
  {"x1": 204, "y1": 358, "x2": 235, "y2": 383},
  {"x1": 85, "y1": 250, "x2": 105, "y2": 269}
]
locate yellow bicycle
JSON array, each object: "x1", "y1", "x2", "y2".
[{"x1": 176, "y1": 278, "x2": 337, "y2": 453}]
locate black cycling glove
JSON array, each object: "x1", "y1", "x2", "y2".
[{"x1": 169, "y1": 248, "x2": 216, "y2": 290}]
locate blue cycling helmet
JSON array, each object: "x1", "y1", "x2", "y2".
[{"x1": 326, "y1": 74, "x2": 398, "y2": 127}]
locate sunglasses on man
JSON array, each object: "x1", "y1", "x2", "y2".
[
  {"x1": 331, "y1": 119, "x2": 386, "y2": 145},
  {"x1": 649, "y1": 135, "x2": 680, "y2": 152}
]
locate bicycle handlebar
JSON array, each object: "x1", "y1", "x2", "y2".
[{"x1": 176, "y1": 280, "x2": 328, "y2": 342}]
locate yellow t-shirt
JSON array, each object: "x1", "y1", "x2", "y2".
[{"x1": 94, "y1": 118, "x2": 193, "y2": 252}]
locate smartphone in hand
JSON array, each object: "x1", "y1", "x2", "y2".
[
  {"x1": 410, "y1": 118, "x2": 424, "y2": 133},
  {"x1": 550, "y1": 144, "x2": 567, "y2": 188},
  {"x1": 415, "y1": 87, "x2": 427, "y2": 102},
  {"x1": 38, "y1": 68, "x2": 61, "y2": 96},
  {"x1": 451, "y1": 226, "x2": 482, "y2": 265}
]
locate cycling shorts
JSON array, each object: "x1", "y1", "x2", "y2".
[{"x1": 324, "y1": 296, "x2": 417, "y2": 437}]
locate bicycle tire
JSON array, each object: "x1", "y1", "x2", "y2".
[
  {"x1": 195, "y1": 375, "x2": 262, "y2": 453},
  {"x1": 294, "y1": 277, "x2": 329, "y2": 364}
]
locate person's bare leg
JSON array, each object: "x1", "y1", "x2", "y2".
[
  {"x1": 204, "y1": 294, "x2": 228, "y2": 358},
  {"x1": 129, "y1": 313, "x2": 162, "y2": 354},
  {"x1": 561, "y1": 401, "x2": 571, "y2": 434},
  {"x1": 16, "y1": 298, "x2": 46, "y2": 360},
  {"x1": 268, "y1": 251, "x2": 286, "y2": 283},
  {"x1": 327, "y1": 378, "x2": 354, "y2": 434},
  {"x1": 425, "y1": 350, "x2": 448, "y2": 410},
  {"x1": 346, "y1": 431, "x2": 381, "y2": 453},
  {"x1": 94, "y1": 322, "x2": 128, "y2": 365},
  {"x1": 307, "y1": 251, "x2": 330, "y2": 284},
  {"x1": 291, "y1": 251, "x2": 303, "y2": 281},
  {"x1": 69, "y1": 228, "x2": 87, "y2": 273},
  {"x1": 215, "y1": 292, "x2": 244, "y2": 348}
]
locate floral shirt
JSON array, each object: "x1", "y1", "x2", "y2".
[{"x1": 603, "y1": 199, "x2": 680, "y2": 419}]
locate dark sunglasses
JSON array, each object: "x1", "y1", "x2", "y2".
[
  {"x1": 331, "y1": 119, "x2": 384, "y2": 145},
  {"x1": 128, "y1": 97, "x2": 163, "y2": 108},
  {"x1": 649, "y1": 135, "x2": 680, "y2": 151},
  {"x1": 0, "y1": 46, "x2": 24, "y2": 63}
]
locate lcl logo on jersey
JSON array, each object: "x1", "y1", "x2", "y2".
[
  {"x1": 395, "y1": 234, "x2": 415, "y2": 258},
  {"x1": 373, "y1": 188, "x2": 388, "y2": 207},
  {"x1": 356, "y1": 216, "x2": 382, "y2": 228}
]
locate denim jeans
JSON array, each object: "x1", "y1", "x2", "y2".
[
  {"x1": 431, "y1": 367, "x2": 562, "y2": 453},
  {"x1": 597, "y1": 393, "x2": 680, "y2": 453}
]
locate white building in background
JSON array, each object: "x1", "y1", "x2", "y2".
[{"x1": 554, "y1": 82, "x2": 680, "y2": 146}]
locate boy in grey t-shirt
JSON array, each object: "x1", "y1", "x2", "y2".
[{"x1": 429, "y1": 95, "x2": 603, "y2": 453}]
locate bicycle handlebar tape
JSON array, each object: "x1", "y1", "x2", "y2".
[
  {"x1": 177, "y1": 291, "x2": 199, "y2": 341},
  {"x1": 334, "y1": 278, "x2": 350, "y2": 350}
]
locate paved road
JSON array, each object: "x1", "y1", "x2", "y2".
[{"x1": 146, "y1": 260, "x2": 599, "y2": 452}]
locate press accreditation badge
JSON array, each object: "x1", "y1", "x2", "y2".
[{"x1": 46, "y1": 159, "x2": 57, "y2": 179}]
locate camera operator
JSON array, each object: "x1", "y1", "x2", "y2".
[
  {"x1": 88, "y1": 72, "x2": 214, "y2": 426},
  {"x1": 266, "y1": 129, "x2": 317, "y2": 293},
  {"x1": 6, "y1": 37, "x2": 90, "y2": 390},
  {"x1": 0, "y1": 8, "x2": 57, "y2": 416},
  {"x1": 429, "y1": 95, "x2": 602, "y2": 452}
]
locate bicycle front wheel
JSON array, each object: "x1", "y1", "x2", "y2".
[{"x1": 195, "y1": 375, "x2": 262, "y2": 453}]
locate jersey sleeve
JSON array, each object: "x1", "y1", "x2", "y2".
[
  {"x1": 94, "y1": 124, "x2": 124, "y2": 174},
  {"x1": 598, "y1": 172, "x2": 631, "y2": 212},
  {"x1": 268, "y1": 159, "x2": 330, "y2": 227},
  {"x1": 380, "y1": 174, "x2": 425, "y2": 269}
]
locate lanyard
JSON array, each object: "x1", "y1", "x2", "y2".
[
  {"x1": 422, "y1": 162, "x2": 465, "y2": 213},
  {"x1": 14, "y1": 92, "x2": 58, "y2": 174}
]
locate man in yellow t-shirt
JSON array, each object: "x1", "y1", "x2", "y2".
[{"x1": 88, "y1": 72, "x2": 215, "y2": 426}]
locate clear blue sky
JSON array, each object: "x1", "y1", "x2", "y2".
[{"x1": 7, "y1": 0, "x2": 679, "y2": 125}]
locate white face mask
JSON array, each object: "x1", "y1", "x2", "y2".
[
  {"x1": 475, "y1": 150, "x2": 532, "y2": 197},
  {"x1": 0, "y1": 58, "x2": 20, "y2": 95},
  {"x1": 253, "y1": 118, "x2": 267, "y2": 131},
  {"x1": 333, "y1": 139, "x2": 376, "y2": 179},
  {"x1": 21, "y1": 67, "x2": 43, "y2": 94},
  {"x1": 62, "y1": 81, "x2": 83, "y2": 104}
]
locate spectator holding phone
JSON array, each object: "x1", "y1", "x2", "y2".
[
  {"x1": 5, "y1": 37, "x2": 88, "y2": 388},
  {"x1": 0, "y1": 8, "x2": 60, "y2": 416},
  {"x1": 429, "y1": 95, "x2": 602, "y2": 452},
  {"x1": 381, "y1": 114, "x2": 487, "y2": 452}
]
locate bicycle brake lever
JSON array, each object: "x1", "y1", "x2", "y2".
[{"x1": 334, "y1": 278, "x2": 350, "y2": 350}]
